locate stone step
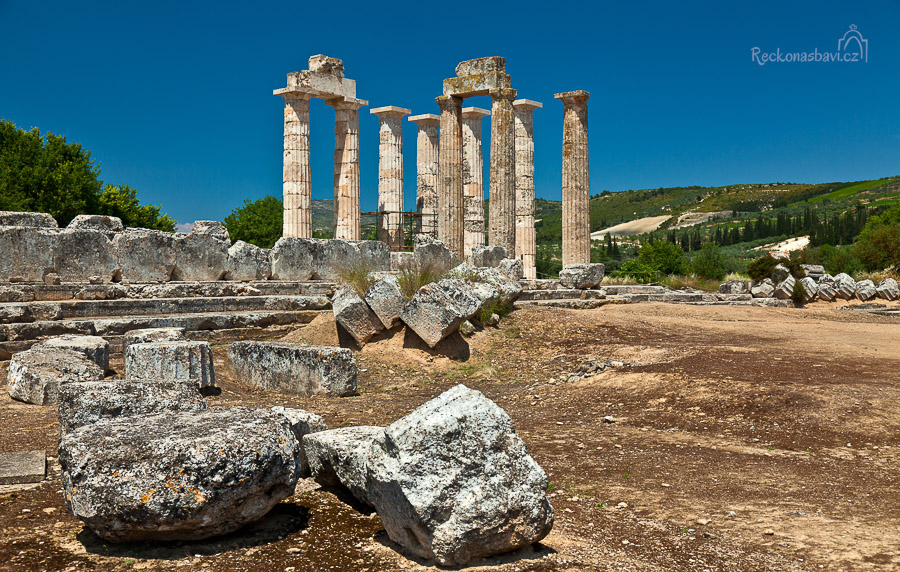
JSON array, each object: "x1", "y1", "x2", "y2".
[
  {"x1": 519, "y1": 289, "x2": 607, "y2": 301},
  {"x1": 0, "y1": 281, "x2": 337, "y2": 303},
  {"x1": 517, "y1": 299, "x2": 623, "y2": 310},
  {"x1": 0, "y1": 295, "x2": 329, "y2": 324},
  {"x1": 0, "y1": 310, "x2": 323, "y2": 356},
  {"x1": 600, "y1": 285, "x2": 670, "y2": 295}
]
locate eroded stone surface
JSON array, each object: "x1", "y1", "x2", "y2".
[
  {"x1": 0, "y1": 450, "x2": 46, "y2": 485},
  {"x1": 798, "y1": 277, "x2": 818, "y2": 303},
  {"x1": 228, "y1": 341, "x2": 357, "y2": 397},
  {"x1": 172, "y1": 233, "x2": 230, "y2": 281},
  {"x1": 0, "y1": 211, "x2": 57, "y2": 228},
  {"x1": 833, "y1": 273, "x2": 856, "y2": 300},
  {"x1": 59, "y1": 407, "x2": 302, "y2": 542},
  {"x1": 400, "y1": 278, "x2": 482, "y2": 348},
  {"x1": 113, "y1": 229, "x2": 177, "y2": 283},
  {"x1": 303, "y1": 426, "x2": 383, "y2": 506},
  {"x1": 125, "y1": 341, "x2": 215, "y2": 388},
  {"x1": 67, "y1": 215, "x2": 124, "y2": 233},
  {"x1": 471, "y1": 245, "x2": 507, "y2": 268},
  {"x1": 855, "y1": 279, "x2": 876, "y2": 301},
  {"x1": 122, "y1": 328, "x2": 186, "y2": 355},
  {"x1": 8, "y1": 348, "x2": 104, "y2": 406},
  {"x1": 719, "y1": 280, "x2": 750, "y2": 295},
  {"x1": 774, "y1": 275, "x2": 796, "y2": 300},
  {"x1": 332, "y1": 287, "x2": 383, "y2": 346},
  {"x1": 499, "y1": 258, "x2": 524, "y2": 280},
  {"x1": 364, "y1": 274, "x2": 405, "y2": 329},
  {"x1": 876, "y1": 278, "x2": 900, "y2": 301},
  {"x1": 190, "y1": 221, "x2": 230, "y2": 242},
  {"x1": 558, "y1": 263, "x2": 605, "y2": 289},
  {"x1": 39, "y1": 335, "x2": 110, "y2": 372},
  {"x1": 269, "y1": 406, "x2": 327, "y2": 476},
  {"x1": 225, "y1": 240, "x2": 272, "y2": 281}
]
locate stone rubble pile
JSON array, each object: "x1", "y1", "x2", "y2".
[{"x1": 733, "y1": 272, "x2": 900, "y2": 304}]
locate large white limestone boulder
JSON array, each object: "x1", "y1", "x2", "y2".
[
  {"x1": 750, "y1": 278, "x2": 775, "y2": 298},
  {"x1": 228, "y1": 341, "x2": 357, "y2": 397},
  {"x1": 332, "y1": 287, "x2": 384, "y2": 346},
  {"x1": 113, "y1": 228, "x2": 177, "y2": 283},
  {"x1": 304, "y1": 425, "x2": 384, "y2": 506},
  {"x1": 364, "y1": 274, "x2": 406, "y2": 329},
  {"x1": 558, "y1": 263, "x2": 605, "y2": 289},
  {"x1": 876, "y1": 278, "x2": 900, "y2": 301},
  {"x1": 224, "y1": 240, "x2": 271, "y2": 281},
  {"x1": 833, "y1": 273, "x2": 856, "y2": 300},
  {"x1": 855, "y1": 279, "x2": 877, "y2": 301},
  {"x1": 471, "y1": 245, "x2": 507, "y2": 268},
  {"x1": 8, "y1": 348, "x2": 104, "y2": 406},
  {"x1": 399, "y1": 278, "x2": 483, "y2": 348},
  {"x1": 58, "y1": 407, "x2": 303, "y2": 542},
  {"x1": 798, "y1": 277, "x2": 818, "y2": 303},
  {"x1": 774, "y1": 275, "x2": 796, "y2": 300}
]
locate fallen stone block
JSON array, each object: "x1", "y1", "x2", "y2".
[
  {"x1": 772, "y1": 264, "x2": 790, "y2": 281},
  {"x1": 303, "y1": 426, "x2": 384, "y2": 506},
  {"x1": 818, "y1": 273, "x2": 835, "y2": 285},
  {"x1": 0, "y1": 211, "x2": 57, "y2": 228},
  {"x1": 474, "y1": 266, "x2": 523, "y2": 305},
  {"x1": 413, "y1": 234, "x2": 455, "y2": 274},
  {"x1": 122, "y1": 327, "x2": 186, "y2": 355},
  {"x1": 59, "y1": 407, "x2": 303, "y2": 542},
  {"x1": 270, "y1": 406, "x2": 327, "y2": 476},
  {"x1": 499, "y1": 257, "x2": 524, "y2": 280},
  {"x1": 801, "y1": 264, "x2": 825, "y2": 279},
  {"x1": 172, "y1": 232, "x2": 229, "y2": 281},
  {"x1": 57, "y1": 379, "x2": 207, "y2": 437},
  {"x1": 228, "y1": 341, "x2": 357, "y2": 397},
  {"x1": 798, "y1": 277, "x2": 818, "y2": 303},
  {"x1": 367, "y1": 385, "x2": 553, "y2": 565},
  {"x1": 125, "y1": 341, "x2": 215, "y2": 388},
  {"x1": 750, "y1": 278, "x2": 775, "y2": 298},
  {"x1": 225, "y1": 240, "x2": 272, "y2": 281},
  {"x1": 190, "y1": 221, "x2": 230, "y2": 242},
  {"x1": 400, "y1": 278, "x2": 483, "y2": 348},
  {"x1": 471, "y1": 245, "x2": 507, "y2": 268},
  {"x1": 67, "y1": 215, "x2": 124, "y2": 233},
  {"x1": 364, "y1": 274, "x2": 405, "y2": 329},
  {"x1": 817, "y1": 282, "x2": 837, "y2": 302},
  {"x1": 558, "y1": 263, "x2": 605, "y2": 289},
  {"x1": 8, "y1": 348, "x2": 104, "y2": 406},
  {"x1": 269, "y1": 237, "x2": 316, "y2": 280},
  {"x1": 113, "y1": 228, "x2": 177, "y2": 283},
  {"x1": 774, "y1": 275, "x2": 796, "y2": 300},
  {"x1": 332, "y1": 287, "x2": 383, "y2": 346},
  {"x1": 876, "y1": 278, "x2": 900, "y2": 301},
  {"x1": 833, "y1": 273, "x2": 856, "y2": 300},
  {"x1": 855, "y1": 279, "x2": 877, "y2": 301},
  {"x1": 719, "y1": 280, "x2": 749, "y2": 295},
  {"x1": 39, "y1": 335, "x2": 110, "y2": 372},
  {"x1": 0, "y1": 450, "x2": 46, "y2": 485}
]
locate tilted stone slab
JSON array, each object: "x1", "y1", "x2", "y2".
[
  {"x1": 750, "y1": 279, "x2": 774, "y2": 298},
  {"x1": 57, "y1": 379, "x2": 207, "y2": 437},
  {"x1": 798, "y1": 277, "x2": 818, "y2": 303},
  {"x1": 39, "y1": 334, "x2": 110, "y2": 372},
  {"x1": 833, "y1": 273, "x2": 856, "y2": 300},
  {"x1": 0, "y1": 450, "x2": 46, "y2": 485},
  {"x1": 855, "y1": 279, "x2": 877, "y2": 301},
  {"x1": 364, "y1": 275, "x2": 405, "y2": 329},
  {"x1": 559, "y1": 263, "x2": 605, "y2": 289},
  {"x1": 774, "y1": 275, "x2": 796, "y2": 300},
  {"x1": 58, "y1": 407, "x2": 303, "y2": 542},
  {"x1": 413, "y1": 234, "x2": 455, "y2": 274},
  {"x1": 8, "y1": 348, "x2": 104, "y2": 406},
  {"x1": 125, "y1": 341, "x2": 215, "y2": 388},
  {"x1": 228, "y1": 341, "x2": 357, "y2": 397},
  {"x1": 0, "y1": 211, "x2": 57, "y2": 228},
  {"x1": 225, "y1": 240, "x2": 272, "y2": 281},
  {"x1": 332, "y1": 287, "x2": 383, "y2": 345},
  {"x1": 269, "y1": 406, "x2": 327, "y2": 476},
  {"x1": 471, "y1": 245, "x2": 507, "y2": 268},
  {"x1": 876, "y1": 278, "x2": 900, "y2": 301},
  {"x1": 817, "y1": 282, "x2": 837, "y2": 302},
  {"x1": 367, "y1": 385, "x2": 553, "y2": 566},
  {"x1": 400, "y1": 278, "x2": 484, "y2": 348},
  {"x1": 122, "y1": 327, "x2": 186, "y2": 355},
  {"x1": 113, "y1": 228, "x2": 177, "y2": 283},
  {"x1": 303, "y1": 426, "x2": 384, "y2": 506}
]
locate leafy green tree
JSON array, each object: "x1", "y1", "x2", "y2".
[
  {"x1": 224, "y1": 195, "x2": 283, "y2": 248},
  {"x1": 638, "y1": 239, "x2": 684, "y2": 275},
  {"x1": 690, "y1": 242, "x2": 727, "y2": 280},
  {"x1": 853, "y1": 203, "x2": 900, "y2": 271},
  {"x1": 97, "y1": 184, "x2": 175, "y2": 231}
]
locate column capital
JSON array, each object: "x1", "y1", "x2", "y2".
[
  {"x1": 554, "y1": 90, "x2": 590, "y2": 104},
  {"x1": 370, "y1": 106, "x2": 412, "y2": 118},
  {"x1": 408, "y1": 113, "x2": 440, "y2": 126},
  {"x1": 513, "y1": 99, "x2": 543, "y2": 111},
  {"x1": 274, "y1": 88, "x2": 314, "y2": 101},
  {"x1": 436, "y1": 95, "x2": 463, "y2": 110},
  {"x1": 461, "y1": 107, "x2": 491, "y2": 120},
  {"x1": 489, "y1": 88, "x2": 517, "y2": 101},
  {"x1": 327, "y1": 97, "x2": 368, "y2": 110}
]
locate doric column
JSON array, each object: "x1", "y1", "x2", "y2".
[
  {"x1": 408, "y1": 114, "x2": 440, "y2": 238},
  {"x1": 488, "y1": 88, "x2": 517, "y2": 256},
  {"x1": 279, "y1": 93, "x2": 312, "y2": 238},
  {"x1": 513, "y1": 99, "x2": 542, "y2": 279},
  {"x1": 436, "y1": 95, "x2": 464, "y2": 259},
  {"x1": 461, "y1": 107, "x2": 490, "y2": 260},
  {"x1": 329, "y1": 98, "x2": 367, "y2": 240},
  {"x1": 370, "y1": 106, "x2": 411, "y2": 250},
  {"x1": 555, "y1": 90, "x2": 591, "y2": 266}
]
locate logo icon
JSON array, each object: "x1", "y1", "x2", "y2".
[{"x1": 837, "y1": 25, "x2": 868, "y2": 63}]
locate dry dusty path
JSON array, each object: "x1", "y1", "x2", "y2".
[{"x1": 1, "y1": 303, "x2": 898, "y2": 571}]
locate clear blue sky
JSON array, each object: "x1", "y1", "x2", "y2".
[{"x1": 2, "y1": 0, "x2": 898, "y2": 227}]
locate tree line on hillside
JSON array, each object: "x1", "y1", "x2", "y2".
[{"x1": 0, "y1": 120, "x2": 174, "y2": 230}]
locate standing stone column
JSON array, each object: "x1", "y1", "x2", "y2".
[
  {"x1": 554, "y1": 90, "x2": 590, "y2": 267},
  {"x1": 436, "y1": 95, "x2": 464, "y2": 259},
  {"x1": 329, "y1": 98, "x2": 367, "y2": 240},
  {"x1": 461, "y1": 107, "x2": 490, "y2": 260},
  {"x1": 370, "y1": 106, "x2": 411, "y2": 250},
  {"x1": 279, "y1": 93, "x2": 313, "y2": 238},
  {"x1": 513, "y1": 99, "x2": 542, "y2": 279},
  {"x1": 408, "y1": 114, "x2": 440, "y2": 238},
  {"x1": 488, "y1": 88, "x2": 517, "y2": 256}
]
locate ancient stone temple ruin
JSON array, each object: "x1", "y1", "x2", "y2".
[{"x1": 274, "y1": 55, "x2": 590, "y2": 275}]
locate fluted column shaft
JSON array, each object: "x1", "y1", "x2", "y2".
[
  {"x1": 462, "y1": 107, "x2": 490, "y2": 260},
  {"x1": 514, "y1": 99, "x2": 541, "y2": 279},
  {"x1": 330, "y1": 100, "x2": 365, "y2": 240},
  {"x1": 281, "y1": 94, "x2": 312, "y2": 238},
  {"x1": 437, "y1": 95, "x2": 464, "y2": 259},
  {"x1": 555, "y1": 90, "x2": 590, "y2": 266},
  {"x1": 371, "y1": 107, "x2": 410, "y2": 250},
  {"x1": 489, "y1": 88, "x2": 517, "y2": 255},
  {"x1": 408, "y1": 115, "x2": 440, "y2": 238}
]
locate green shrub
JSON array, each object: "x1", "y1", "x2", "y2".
[
  {"x1": 337, "y1": 262, "x2": 375, "y2": 298},
  {"x1": 639, "y1": 239, "x2": 684, "y2": 275},
  {"x1": 854, "y1": 222, "x2": 900, "y2": 271},
  {"x1": 397, "y1": 261, "x2": 445, "y2": 301},
  {"x1": 619, "y1": 259, "x2": 656, "y2": 283},
  {"x1": 747, "y1": 254, "x2": 778, "y2": 281},
  {"x1": 476, "y1": 300, "x2": 514, "y2": 325},
  {"x1": 690, "y1": 242, "x2": 727, "y2": 280},
  {"x1": 818, "y1": 244, "x2": 865, "y2": 276},
  {"x1": 790, "y1": 279, "x2": 807, "y2": 306},
  {"x1": 223, "y1": 195, "x2": 283, "y2": 248},
  {"x1": 783, "y1": 256, "x2": 807, "y2": 280}
]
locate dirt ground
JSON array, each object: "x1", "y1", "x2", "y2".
[{"x1": 2, "y1": 302, "x2": 899, "y2": 571}]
